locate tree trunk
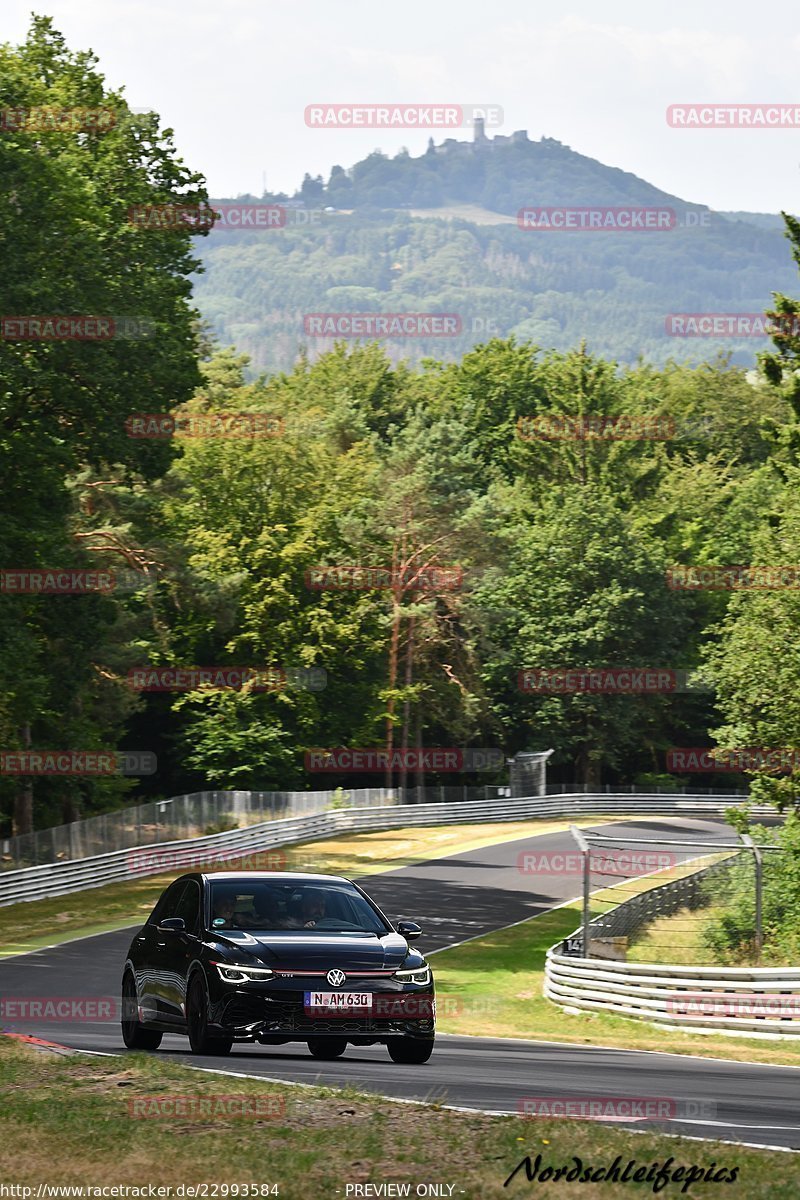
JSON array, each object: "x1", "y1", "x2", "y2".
[
  {"x1": 576, "y1": 735, "x2": 602, "y2": 790},
  {"x1": 61, "y1": 793, "x2": 81, "y2": 825},
  {"x1": 385, "y1": 589, "x2": 402, "y2": 789},
  {"x1": 398, "y1": 617, "x2": 414, "y2": 797},
  {"x1": 414, "y1": 711, "x2": 425, "y2": 802},
  {"x1": 13, "y1": 724, "x2": 34, "y2": 836}
]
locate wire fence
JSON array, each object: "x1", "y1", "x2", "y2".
[
  {"x1": 589, "y1": 853, "x2": 742, "y2": 944},
  {"x1": 0, "y1": 788, "x2": 397, "y2": 870},
  {"x1": 0, "y1": 780, "x2": 750, "y2": 871},
  {"x1": 0, "y1": 783, "x2": 521, "y2": 870},
  {"x1": 565, "y1": 827, "x2": 787, "y2": 967}
]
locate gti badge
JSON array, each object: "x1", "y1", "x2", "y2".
[{"x1": 326, "y1": 968, "x2": 346, "y2": 987}]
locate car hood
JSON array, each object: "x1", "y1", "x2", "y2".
[{"x1": 213, "y1": 931, "x2": 413, "y2": 971}]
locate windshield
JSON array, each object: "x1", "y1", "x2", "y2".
[{"x1": 207, "y1": 881, "x2": 389, "y2": 934}]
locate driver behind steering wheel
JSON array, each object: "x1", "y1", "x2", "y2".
[{"x1": 289, "y1": 891, "x2": 326, "y2": 928}]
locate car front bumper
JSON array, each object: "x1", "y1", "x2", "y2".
[{"x1": 212, "y1": 985, "x2": 436, "y2": 1042}]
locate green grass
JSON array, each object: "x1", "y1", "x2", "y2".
[
  {"x1": 431, "y1": 897, "x2": 800, "y2": 1067},
  {"x1": 629, "y1": 902, "x2": 729, "y2": 966},
  {"x1": 1, "y1": 1038, "x2": 796, "y2": 1197}
]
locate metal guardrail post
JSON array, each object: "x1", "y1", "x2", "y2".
[
  {"x1": 741, "y1": 834, "x2": 763, "y2": 965},
  {"x1": 570, "y1": 825, "x2": 591, "y2": 959}
]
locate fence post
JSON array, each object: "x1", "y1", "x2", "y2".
[
  {"x1": 741, "y1": 834, "x2": 763, "y2": 965},
  {"x1": 570, "y1": 825, "x2": 591, "y2": 959}
]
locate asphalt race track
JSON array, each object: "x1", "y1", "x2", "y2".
[{"x1": 2, "y1": 815, "x2": 799, "y2": 1150}]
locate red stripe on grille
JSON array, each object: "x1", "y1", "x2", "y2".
[{"x1": 271, "y1": 969, "x2": 396, "y2": 977}]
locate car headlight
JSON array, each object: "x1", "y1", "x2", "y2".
[
  {"x1": 394, "y1": 964, "x2": 431, "y2": 986},
  {"x1": 211, "y1": 961, "x2": 275, "y2": 983}
]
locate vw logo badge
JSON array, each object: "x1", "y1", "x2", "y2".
[{"x1": 326, "y1": 969, "x2": 346, "y2": 987}]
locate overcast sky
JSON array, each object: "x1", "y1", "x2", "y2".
[{"x1": 5, "y1": 1, "x2": 800, "y2": 212}]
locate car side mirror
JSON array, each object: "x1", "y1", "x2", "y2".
[
  {"x1": 158, "y1": 917, "x2": 186, "y2": 935},
  {"x1": 397, "y1": 920, "x2": 422, "y2": 941}
]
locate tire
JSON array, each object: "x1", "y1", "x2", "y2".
[
  {"x1": 387, "y1": 1038, "x2": 434, "y2": 1064},
  {"x1": 307, "y1": 1037, "x2": 348, "y2": 1060},
  {"x1": 187, "y1": 974, "x2": 233, "y2": 1056},
  {"x1": 121, "y1": 972, "x2": 163, "y2": 1051}
]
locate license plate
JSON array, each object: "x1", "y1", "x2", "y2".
[{"x1": 304, "y1": 991, "x2": 372, "y2": 1011}]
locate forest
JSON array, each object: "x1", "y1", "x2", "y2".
[{"x1": 3, "y1": 19, "x2": 800, "y2": 836}]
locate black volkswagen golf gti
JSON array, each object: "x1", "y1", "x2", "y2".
[{"x1": 121, "y1": 871, "x2": 435, "y2": 1063}]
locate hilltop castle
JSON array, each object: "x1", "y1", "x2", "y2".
[{"x1": 432, "y1": 118, "x2": 533, "y2": 156}]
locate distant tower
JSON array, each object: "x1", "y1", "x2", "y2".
[{"x1": 474, "y1": 116, "x2": 487, "y2": 143}]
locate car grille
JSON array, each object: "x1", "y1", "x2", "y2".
[{"x1": 223, "y1": 995, "x2": 430, "y2": 1034}]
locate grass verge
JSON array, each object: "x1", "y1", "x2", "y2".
[
  {"x1": 629, "y1": 903, "x2": 728, "y2": 966},
  {"x1": 0, "y1": 1038, "x2": 795, "y2": 1197},
  {"x1": 0, "y1": 816, "x2": 627, "y2": 956},
  {"x1": 432, "y1": 858, "x2": 800, "y2": 1067}
]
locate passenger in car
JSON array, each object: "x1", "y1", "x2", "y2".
[
  {"x1": 236, "y1": 890, "x2": 281, "y2": 929},
  {"x1": 285, "y1": 891, "x2": 327, "y2": 928}
]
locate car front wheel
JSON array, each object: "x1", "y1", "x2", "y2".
[
  {"x1": 121, "y1": 972, "x2": 163, "y2": 1051},
  {"x1": 387, "y1": 1038, "x2": 434, "y2": 1064},
  {"x1": 187, "y1": 974, "x2": 233, "y2": 1056}
]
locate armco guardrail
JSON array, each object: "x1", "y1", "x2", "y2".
[
  {"x1": 0, "y1": 792, "x2": 759, "y2": 908},
  {"x1": 545, "y1": 856, "x2": 800, "y2": 1038},
  {"x1": 545, "y1": 952, "x2": 800, "y2": 1037},
  {"x1": 0, "y1": 784, "x2": 748, "y2": 868}
]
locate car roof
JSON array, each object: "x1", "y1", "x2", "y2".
[{"x1": 199, "y1": 871, "x2": 353, "y2": 884}]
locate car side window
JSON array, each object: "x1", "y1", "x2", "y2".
[
  {"x1": 173, "y1": 880, "x2": 201, "y2": 934},
  {"x1": 148, "y1": 880, "x2": 186, "y2": 927}
]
